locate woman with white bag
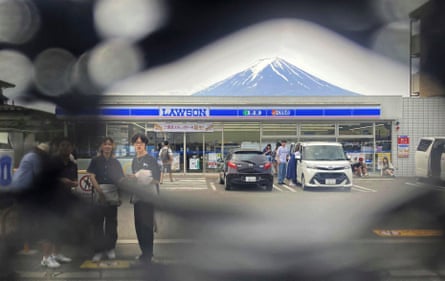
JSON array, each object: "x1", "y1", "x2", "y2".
[{"x1": 87, "y1": 137, "x2": 125, "y2": 262}]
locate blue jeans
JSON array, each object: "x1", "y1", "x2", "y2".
[{"x1": 278, "y1": 162, "x2": 287, "y2": 183}]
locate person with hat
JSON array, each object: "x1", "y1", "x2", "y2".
[{"x1": 352, "y1": 157, "x2": 368, "y2": 177}]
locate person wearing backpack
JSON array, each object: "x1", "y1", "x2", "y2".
[{"x1": 159, "y1": 141, "x2": 174, "y2": 183}]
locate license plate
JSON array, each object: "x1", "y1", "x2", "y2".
[
  {"x1": 245, "y1": 176, "x2": 256, "y2": 182},
  {"x1": 326, "y1": 178, "x2": 336, "y2": 185}
]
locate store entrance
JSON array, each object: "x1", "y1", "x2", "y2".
[{"x1": 160, "y1": 131, "x2": 222, "y2": 174}]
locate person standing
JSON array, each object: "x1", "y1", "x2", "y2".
[
  {"x1": 42, "y1": 138, "x2": 78, "y2": 267},
  {"x1": 275, "y1": 140, "x2": 289, "y2": 185},
  {"x1": 263, "y1": 144, "x2": 272, "y2": 162},
  {"x1": 11, "y1": 140, "x2": 75, "y2": 269},
  {"x1": 130, "y1": 133, "x2": 161, "y2": 265},
  {"x1": 159, "y1": 140, "x2": 174, "y2": 183},
  {"x1": 87, "y1": 137, "x2": 125, "y2": 262},
  {"x1": 271, "y1": 142, "x2": 281, "y2": 175}
]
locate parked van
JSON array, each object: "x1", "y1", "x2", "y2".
[
  {"x1": 415, "y1": 137, "x2": 445, "y2": 181},
  {"x1": 295, "y1": 142, "x2": 352, "y2": 191}
]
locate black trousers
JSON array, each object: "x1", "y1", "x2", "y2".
[
  {"x1": 92, "y1": 204, "x2": 118, "y2": 252},
  {"x1": 134, "y1": 201, "x2": 154, "y2": 260}
]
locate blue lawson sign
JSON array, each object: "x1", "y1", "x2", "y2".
[{"x1": 56, "y1": 106, "x2": 381, "y2": 119}]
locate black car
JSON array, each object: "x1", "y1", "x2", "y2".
[{"x1": 218, "y1": 149, "x2": 274, "y2": 191}]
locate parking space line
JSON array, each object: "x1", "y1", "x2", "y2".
[
  {"x1": 162, "y1": 187, "x2": 208, "y2": 190},
  {"x1": 352, "y1": 184, "x2": 377, "y2": 192},
  {"x1": 281, "y1": 184, "x2": 297, "y2": 192},
  {"x1": 273, "y1": 184, "x2": 283, "y2": 191},
  {"x1": 406, "y1": 181, "x2": 445, "y2": 191},
  {"x1": 209, "y1": 182, "x2": 217, "y2": 191}
]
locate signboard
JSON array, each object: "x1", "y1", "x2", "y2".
[
  {"x1": 189, "y1": 157, "x2": 200, "y2": 170},
  {"x1": 56, "y1": 106, "x2": 381, "y2": 120},
  {"x1": 154, "y1": 122, "x2": 214, "y2": 132},
  {"x1": 75, "y1": 172, "x2": 94, "y2": 202},
  {"x1": 0, "y1": 149, "x2": 14, "y2": 188},
  {"x1": 397, "y1": 135, "x2": 410, "y2": 158},
  {"x1": 207, "y1": 153, "x2": 218, "y2": 169}
]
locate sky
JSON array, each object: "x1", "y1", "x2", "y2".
[
  {"x1": 0, "y1": 0, "x2": 430, "y2": 113},
  {"x1": 108, "y1": 19, "x2": 410, "y2": 96}
]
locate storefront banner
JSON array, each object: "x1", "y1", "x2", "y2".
[
  {"x1": 56, "y1": 106, "x2": 381, "y2": 120},
  {"x1": 154, "y1": 122, "x2": 214, "y2": 132},
  {"x1": 160, "y1": 107, "x2": 209, "y2": 117}
]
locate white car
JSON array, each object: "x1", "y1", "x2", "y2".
[{"x1": 295, "y1": 142, "x2": 353, "y2": 191}]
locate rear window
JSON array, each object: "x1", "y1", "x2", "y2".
[
  {"x1": 417, "y1": 139, "x2": 432, "y2": 152},
  {"x1": 232, "y1": 151, "x2": 265, "y2": 161}
]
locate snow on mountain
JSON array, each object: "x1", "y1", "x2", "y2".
[{"x1": 193, "y1": 57, "x2": 360, "y2": 96}]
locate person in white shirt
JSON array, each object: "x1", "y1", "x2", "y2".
[{"x1": 275, "y1": 140, "x2": 289, "y2": 184}]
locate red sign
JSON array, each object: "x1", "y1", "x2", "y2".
[{"x1": 397, "y1": 135, "x2": 409, "y2": 145}]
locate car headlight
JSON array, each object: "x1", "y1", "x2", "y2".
[
  {"x1": 306, "y1": 165, "x2": 317, "y2": 169},
  {"x1": 344, "y1": 165, "x2": 351, "y2": 170}
]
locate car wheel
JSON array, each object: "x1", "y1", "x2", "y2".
[
  {"x1": 224, "y1": 176, "x2": 232, "y2": 191},
  {"x1": 219, "y1": 173, "x2": 224, "y2": 184},
  {"x1": 265, "y1": 183, "x2": 273, "y2": 192},
  {"x1": 344, "y1": 186, "x2": 351, "y2": 192}
]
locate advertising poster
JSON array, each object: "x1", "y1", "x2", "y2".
[
  {"x1": 189, "y1": 157, "x2": 200, "y2": 170},
  {"x1": 207, "y1": 152, "x2": 218, "y2": 169},
  {"x1": 377, "y1": 153, "x2": 391, "y2": 170},
  {"x1": 397, "y1": 135, "x2": 410, "y2": 158}
]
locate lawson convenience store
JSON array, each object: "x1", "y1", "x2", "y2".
[{"x1": 57, "y1": 95, "x2": 402, "y2": 174}]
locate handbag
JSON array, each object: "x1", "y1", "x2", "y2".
[{"x1": 96, "y1": 184, "x2": 120, "y2": 205}]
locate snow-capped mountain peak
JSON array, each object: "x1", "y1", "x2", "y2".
[{"x1": 193, "y1": 57, "x2": 360, "y2": 97}]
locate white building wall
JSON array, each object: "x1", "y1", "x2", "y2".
[{"x1": 397, "y1": 97, "x2": 445, "y2": 176}]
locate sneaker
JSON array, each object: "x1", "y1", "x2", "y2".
[
  {"x1": 134, "y1": 254, "x2": 152, "y2": 267},
  {"x1": 106, "y1": 249, "x2": 116, "y2": 260},
  {"x1": 41, "y1": 256, "x2": 61, "y2": 268},
  {"x1": 53, "y1": 253, "x2": 72, "y2": 263},
  {"x1": 92, "y1": 252, "x2": 103, "y2": 262}
]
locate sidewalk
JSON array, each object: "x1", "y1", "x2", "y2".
[{"x1": 11, "y1": 242, "x2": 186, "y2": 281}]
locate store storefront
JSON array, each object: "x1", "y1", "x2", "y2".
[{"x1": 57, "y1": 96, "x2": 402, "y2": 174}]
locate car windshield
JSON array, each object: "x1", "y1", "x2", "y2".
[{"x1": 303, "y1": 145, "x2": 347, "y2": 161}]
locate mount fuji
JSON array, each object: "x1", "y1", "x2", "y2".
[{"x1": 193, "y1": 58, "x2": 360, "y2": 96}]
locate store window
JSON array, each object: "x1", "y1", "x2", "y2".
[
  {"x1": 223, "y1": 122, "x2": 261, "y2": 153},
  {"x1": 375, "y1": 121, "x2": 392, "y2": 171},
  {"x1": 338, "y1": 122, "x2": 374, "y2": 172},
  {"x1": 262, "y1": 123, "x2": 297, "y2": 136},
  {"x1": 300, "y1": 123, "x2": 335, "y2": 136},
  {"x1": 339, "y1": 122, "x2": 373, "y2": 135}
]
